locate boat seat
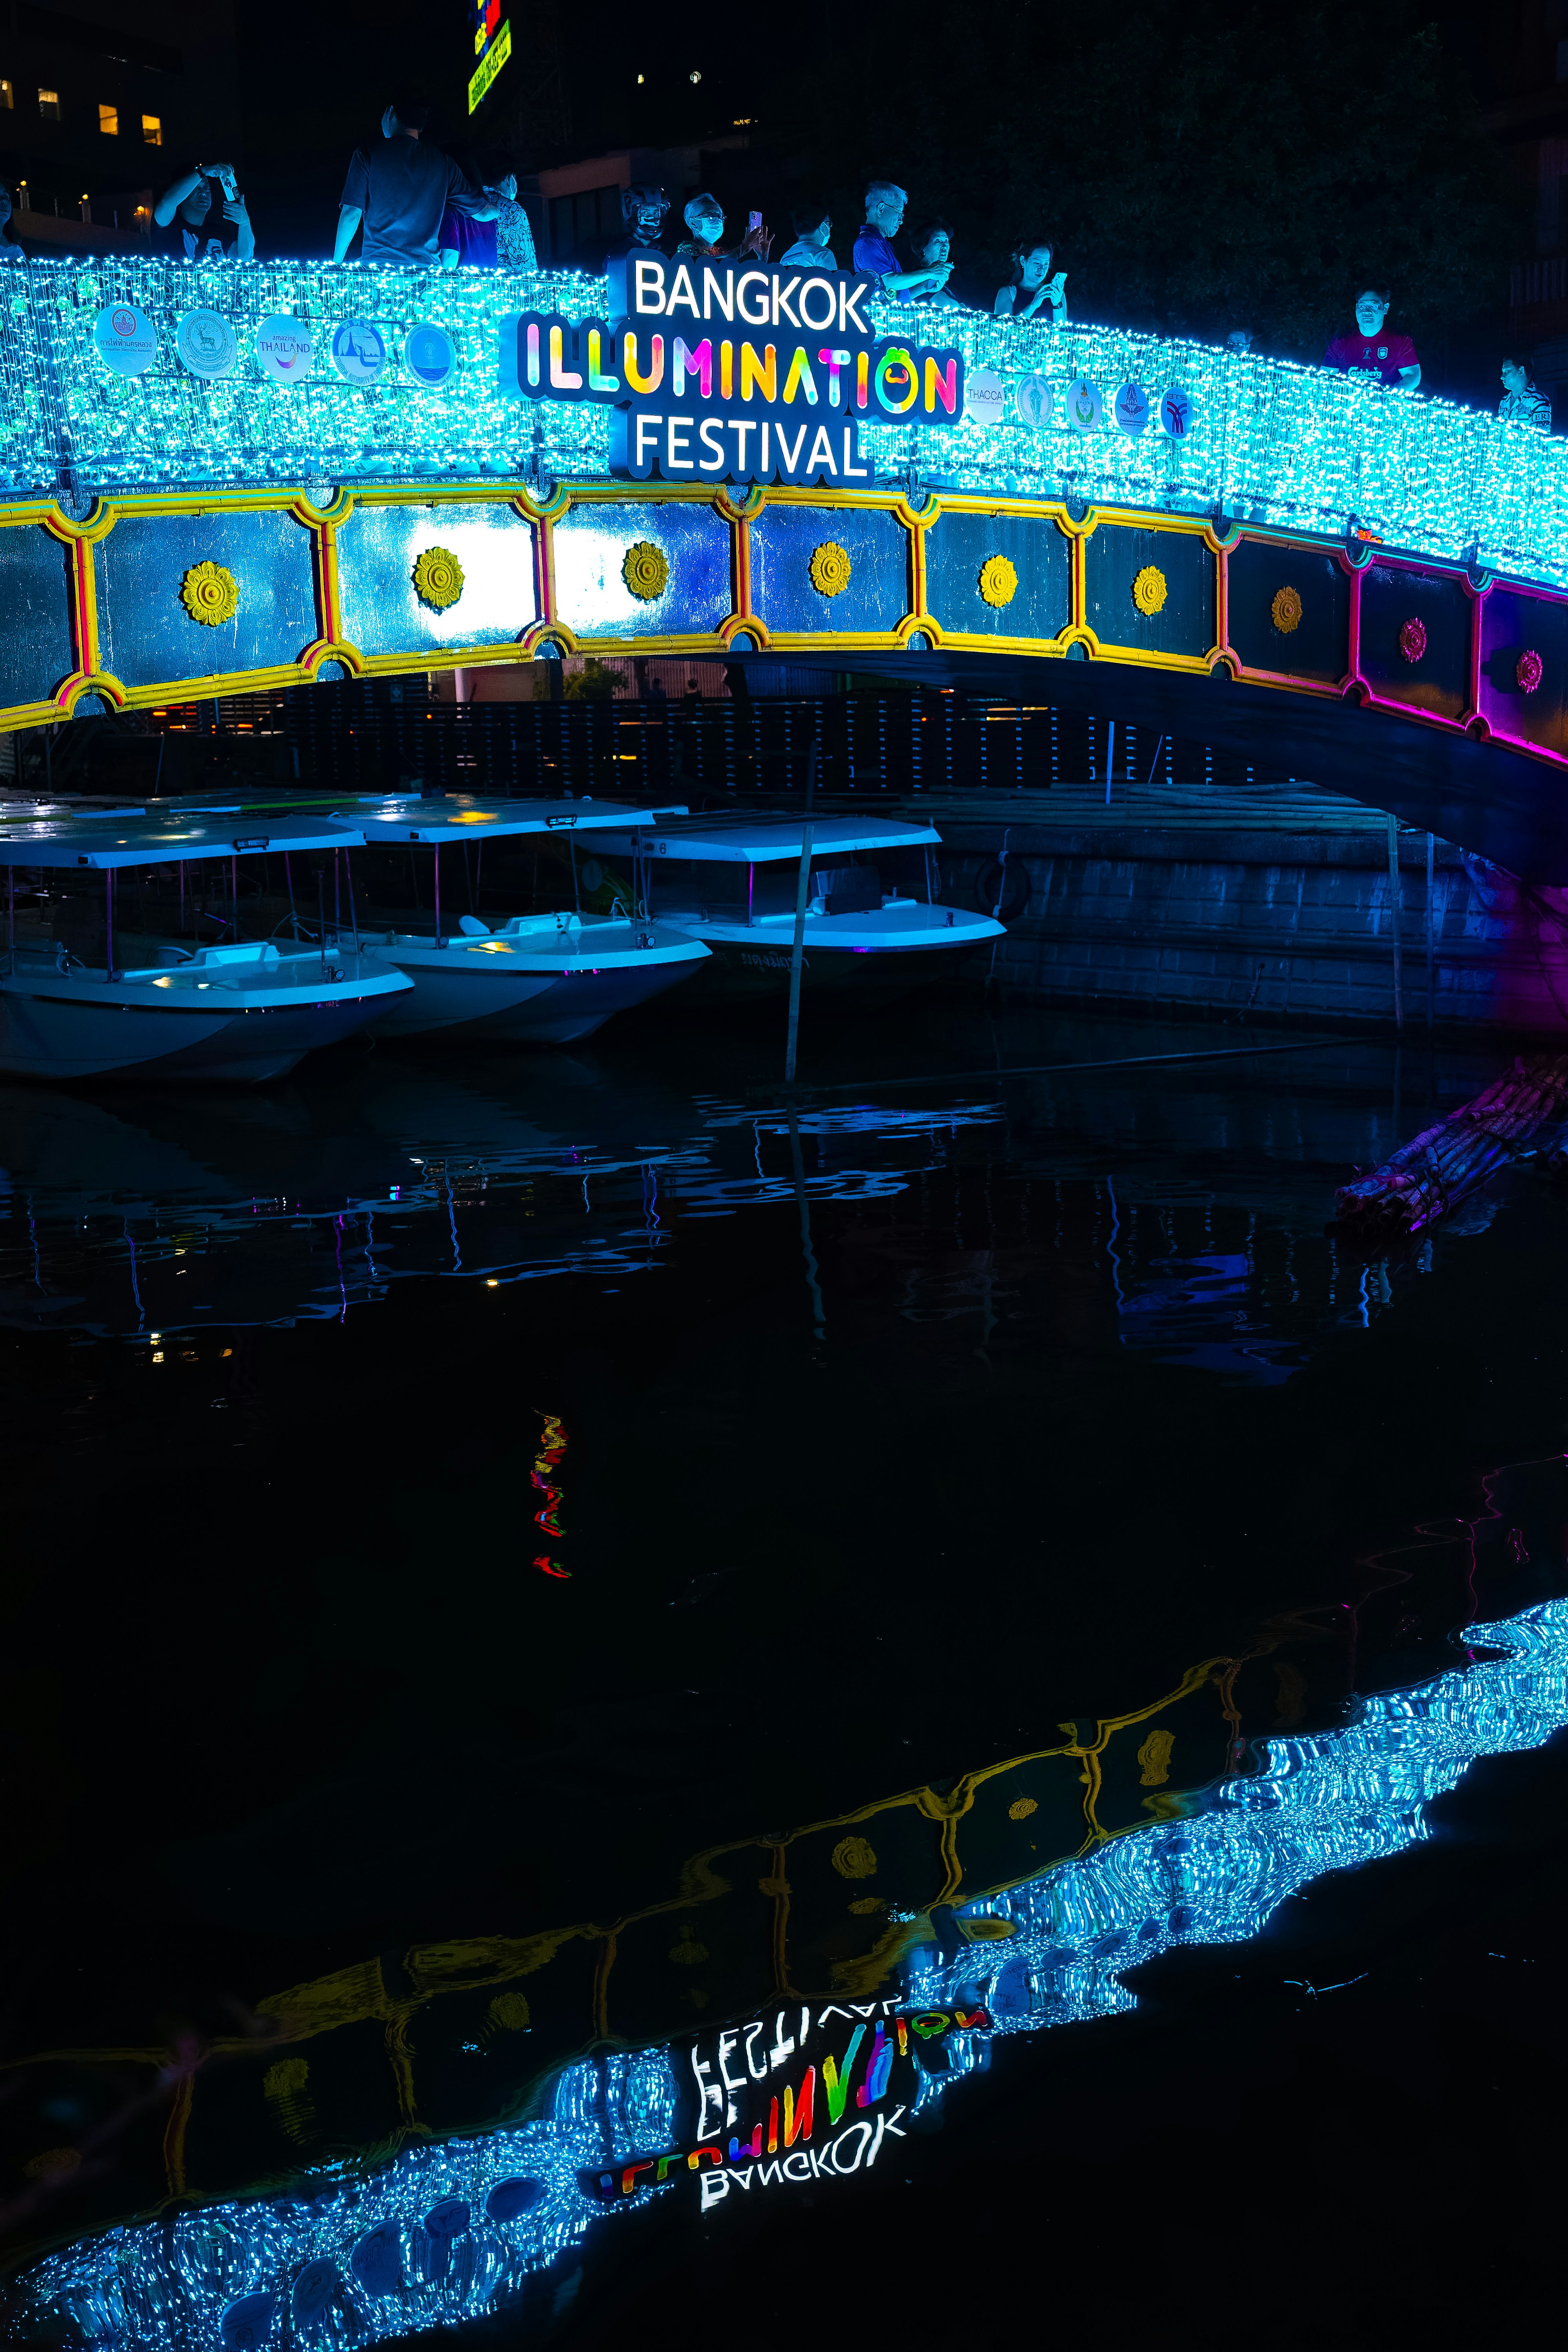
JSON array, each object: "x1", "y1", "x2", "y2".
[{"x1": 458, "y1": 915, "x2": 490, "y2": 937}]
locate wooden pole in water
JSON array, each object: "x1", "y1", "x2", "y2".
[
  {"x1": 1386, "y1": 814, "x2": 1403, "y2": 1031},
  {"x1": 784, "y1": 731, "x2": 820, "y2": 1085},
  {"x1": 1425, "y1": 830, "x2": 1436, "y2": 1029}
]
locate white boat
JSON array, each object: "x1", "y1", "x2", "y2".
[
  {"x1": 0, "y1": 813, "x2": 414, "y2": 1083},
  {"x1": 331, "y1": 796, "x2": 713, "y2": 1045},
  {"x1": 587, "y1": 813, "x2": 1004, "y2": 1000}
]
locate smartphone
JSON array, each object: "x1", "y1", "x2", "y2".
[{"x1": 748, "y1": 210, "x2": 762, "y2": 231}]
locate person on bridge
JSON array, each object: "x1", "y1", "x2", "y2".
[
  {"x1": 853, "y1": 183, "x2": 952, "y2": 299},
  {"x1": 1499, "y1": 357, "x2": 1551, "y2": 431},
  {"x1": 779, "y1": 203, "x2": 837, "y2": 269},
  {"x1": 906, "y1": 222, "x2": 965, "y2": 306},
  {"x1": 1323, "y1": 291, "x2": 1421, "y2": 390},
  {"x1": 674, "y1": 193, "x2": 771, "y2": 263},
  {"x1": 994, "y1": 238, "x2": 1067, "y2": 324},
  {"x1": 335, "y1": 103, "x2": 495, "y2": 268},
  {"x1": 153, "y1": 163, "x2": 254, "y2": 259},
  {"x1": 608, "y1": 185, "x2": 673, "y2": 260},
  {"x1": 440, "y1": 153, "x2": 535, "y2": 270}
]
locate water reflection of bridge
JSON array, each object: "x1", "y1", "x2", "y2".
[{"x1": 6, "y1": 261, "x2": 1568, "y2": 872}]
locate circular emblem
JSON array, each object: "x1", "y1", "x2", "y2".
[
  {"x1": 175, "y1": 308, "x2": 238, "y2": 380},
  {"x1": 622, "y1": 540, "x2": 668, "y2": 601},
  {"x1": 1113, "y1": 381, "x2": 1150, "y2": 434},
  {"x1": 1008, "y1": 1796, "x2": 1038, "y2": 1820},
  {"x1": 405, "y1": 323, "x2": 457, "y2": 388},
  {"x1": 831, "y1": 1835, "x2": 878, "y2": 1879},
  {"x1": 1013, "y1": 371, "x2": 1053, "y2": 428},
  {"x1": 1271, "y1": 585, "x2": 1303, "y2": 634},
  {"x1": 92, "y1": 303, "x2": 157, "y2": 377},
  {"x1": 1399, "y1": 616, "x2": 1427, "y2": 664},
  {"x1": 255, "y1": 316, "x2": 313, "y2": 384},
  {"x1": 963, "y1": 366, "x2": 1005, "y2": 428},
  {"x1": 1132, "y1": 565, "x2": 1167, "y2": 616},
  {"x1": 978, "y1": 555, "x2": 1018, "y2": 608},
  {"x1": 1066, "y1": 378, "x2": 1102, "y2": 432},
  {"x1": 1518, "y1": 648, "x2": 1544, "y2": 694},
  {"x1": 1158, "y1": 388, "x2": 1194, "y2": 438},
  {"x1": 412, "y1": 545, "x2": 465, "y2": 611},
  {"x1": 180, "y1": 561, "x2": 238, "y2": 628},
  {"x1": 808, "y1": 541, "x2": 852, "y2": 597},
  {"x1": 331, "y1": 318, "x2": 387, "y2": 386}
]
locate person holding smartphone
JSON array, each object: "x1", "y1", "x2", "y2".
[
  {"x1": 994, "y1": 238, "x2": 1065, "y2": 325},
  {"x1": 673, "y1": 192, "x2": 771, "y2": 261},
  {"x1": 153, "y1": 162, "x2": 254, "y2": 258},
  {"x1": 853, "y1": 181, "x2": 952, "y2": 298}
]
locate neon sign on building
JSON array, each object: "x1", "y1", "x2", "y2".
[{"x1": 501, "y1": 255, "x2": 968, "y2": 485}]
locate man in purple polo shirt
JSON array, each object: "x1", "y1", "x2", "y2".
[
  {"x1": 852, "y1": 181, "x2": 953, "y2": 300},
  {"x1": 1323, "y1": 289, "x2": 1421, "y2": 390}
]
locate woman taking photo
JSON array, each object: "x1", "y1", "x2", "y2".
[{"x1": 995, "y1": 238, "x2": 1066, "y2": 325}]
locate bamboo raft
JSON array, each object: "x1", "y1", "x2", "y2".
[{"x1": 1336, "y1": 1055, "x2": 1568, "y2": 1239}]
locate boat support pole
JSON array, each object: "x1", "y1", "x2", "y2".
[
  {"x1": 6, "y1": 866, "x2": 12, "y2": 973},
  {"x1": 1386, "y1": 814, "x2": 1403, "y2": 1031},
  {"x1": 284, "y1": 853, "x2": 298, "y2": 940},
  {"x1": 784, "y1": 735, "x2": 820, "y2": 1085},
  {"x1": 433, "y1": 843, "x2": 443, "y2": 949},
  {"x1": 345, "y1": 851, "x2": 360, "y2": 956},
  {"x1": 105, "y1": 869, "x2": 115, "y2": 980}
]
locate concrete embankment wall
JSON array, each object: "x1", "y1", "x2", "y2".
[{"x1": 891, "y1": 797, "x2": 1568, "y2": 1037}]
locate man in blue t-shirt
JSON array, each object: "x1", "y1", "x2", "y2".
[{"x1": 852, "y1": 181, "x2": 952, "y2": 299}]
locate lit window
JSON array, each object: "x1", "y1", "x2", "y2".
[
  {"x1": 142, "y1": 113, "x2": 161, "y2": 144},
  {"x1": 0, "y1": 80, "x2": 12, "y2": 109},
  {"x1": 38, "y1": 88, "x2": 59, "y2": 118},
  {"x1": 98, "y1": 102, "x2": 118, "y2": 134}
]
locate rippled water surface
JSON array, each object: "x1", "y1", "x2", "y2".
[{"x1": 3, "y1": 999, "x2": 1567, "y2": 2347}]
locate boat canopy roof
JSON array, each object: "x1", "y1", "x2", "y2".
[
  {"x1": 0, "y1": 812, "x2": 375, "y2": 870},
  {"x1": 585, "y1": 814, "x2": 942, "y2": 862},
  {"x1": 336, "y1": 795, "x2": 690, "y2": 846}
]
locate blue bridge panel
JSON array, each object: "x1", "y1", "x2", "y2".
[
  {"x1": 1226, "y1": 541, "x2": 1350, "y2": 683},
  {"x1": 0, "y1": 523, "x2": 75, "y2": 708},
  {"x1": 1085, "y1": 522, "x2": 1214, "y2": 660},
  {"x1": 336, "y1": 502, "x2": 539, "y2": 659},
  {"x1": 1479, "y1": 588, "x2": 1568, "y2": 754},
  {"x1": 550, "y1": 500, "x2": 731, "y2": 640},
  {"x1": 92, "y1": 508, "x2": 318, "y2": 689},
  {"x1": 748, "y1": 501, "x2": 910, "y2": 639},
  {"x1": 924, "y1": 507, "x2": 1070, "y2": 642}
]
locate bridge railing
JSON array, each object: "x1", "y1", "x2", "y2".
[{"x1": 5, "y1": 258, "x2": 1567, "y2": 594}]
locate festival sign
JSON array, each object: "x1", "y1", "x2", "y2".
[
  {"x1": 175, "y1": 308, "x2": 238, "y2": 380},
  {"x1": 581, "y1": 1998, "x2": 992, "y2": 2212},
  {"x1": 499, "y1": 255, "x2": 967, "y2": 486},
  {"x1": 254, "y1": 316, "x2": 313, "y2": 385}
]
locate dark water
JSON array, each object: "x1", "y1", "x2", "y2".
[{"x1": 3, "y1": 998, "x2": 1568, "y2": 2346}]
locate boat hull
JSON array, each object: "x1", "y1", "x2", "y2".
[
  {"x1": 475, "y1": 953, "x2": 705, "y2": 1044},
  {"x1": 0, "y1": 984, "x2": 391, "y2": 1084},
  {"x1": 363, "y1": 959, "x2": 559, "y2": 1038},
  {"x1": 683, "y1": 933, "x2": 995, "y2": 1003}
]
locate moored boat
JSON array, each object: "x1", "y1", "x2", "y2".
[
  {"x1": 0, "y1": 813, "x2": 413, "y2": 1083},
  {"x1": 588, "y1": 812, "x2": 1003, "y2": 1000},
  {"x1": 329, "y1": 795, "x2": 712, "y2": 1044}
]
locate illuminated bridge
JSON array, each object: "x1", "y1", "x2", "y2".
[{"x1": 7, "y1": 256, "x2": 1568, "y2": 873}]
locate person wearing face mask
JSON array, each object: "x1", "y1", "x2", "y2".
[
  {"x1": 1498, "y1": 356, "x2": 1551, "y2": 431},
  {"x1": 853, "y1": 181, "x2": 951, "y2": 298},
  {"x1": 154, "y1": 161, "x2": 254, "y2": 259},
  {"x1": 778, "y1": 203, "x2": 835, "y2": 269},
  {"x1": 674, "y1": 191, "x2": 771, "y2": 262},
  {"x1": 994, "y1": 238, "x2": 1065, "y2": 324},
  {"x1": 1323, "y1": 290, "x2": 1421, "y2": 390}
]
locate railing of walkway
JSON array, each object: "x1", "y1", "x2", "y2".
[{"x1": 0, "y1": 260, "x2": 1563, "y2": 591}]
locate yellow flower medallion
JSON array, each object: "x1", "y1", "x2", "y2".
[
  {"x1": 412, "y1": 545, "x2": 465, "y2": 610},
  {"x1": 180, "y1": 561, "x2": 238, "y2": 627},
  {"x1": 808, "y1": 540, "x2": 853, "y2": 596},
  {"x1": 1132, "y1": 564, "x2": 1167, "y2": 616},
  {"x1": 622, "y1": 540, "x2": 669, "y2": 600},
  {"x1": 978, "y1": 555, "x2": 1018, "y2": 608},
  {"x1": 1271, "y1": 584, "x2": 1303, "y2": 633}
]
